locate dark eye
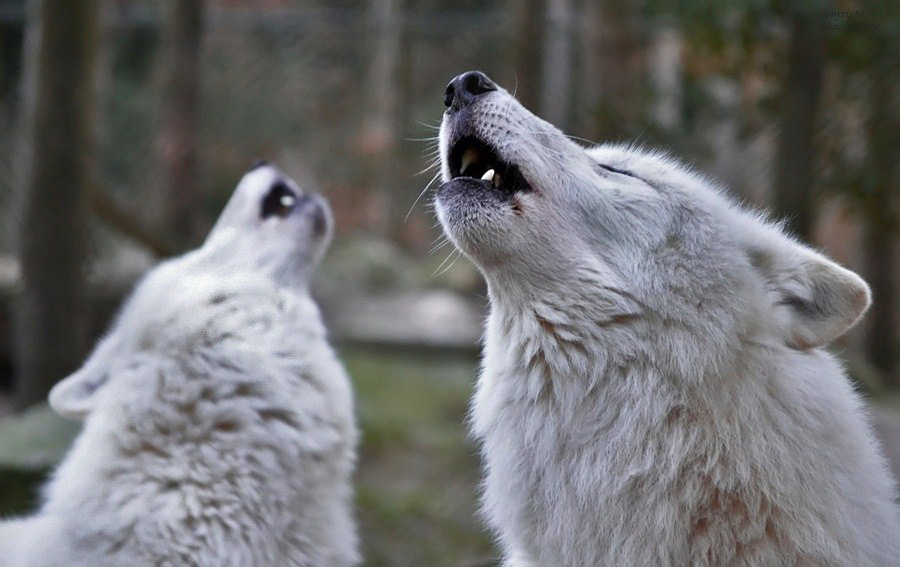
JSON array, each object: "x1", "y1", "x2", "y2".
[{"x1": 261, "y1": 181, "x2": 297, "y2": 219}]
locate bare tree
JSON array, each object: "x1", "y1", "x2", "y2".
[
  {"x1": 360, "y1": 0, "x2": 401, "y2": 235},
  {"x1": 588, "y1": 0, "x2": 644, "y2": 141},
  {"x1": 95, "y1": 0, "x2": 172, "y2": 259},
  {"x1": 13, "y1": 0, "x2": 100, "y2": 409},
  {"x1": 649, "y1": 23, "x2": 682, "y2": 133},
  {"x1": 507, "y1": 0, "x2": 544, "y2": 110},
  {"x1": 772, "y1": 12, "x2": 824, "y2": 242},
  {"x1": 862, "y1": 40, "x2": 898, "y2": 387},
  {"x1": 575, "y1": 0, "x2": 600, "y2": 140},
  {"x1": 540, "y1": 0, "x2": 573, "y2": 129},
  {"x1": 158, "y1": 0, "x2": 204, "y2": 249}
]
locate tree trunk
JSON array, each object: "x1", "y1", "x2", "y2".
[
  {"x1": 575, "y1": 0, "x2": 601, "y2": 141},
  {"x1": 863, "y1": 221, "x2": 897, "y2": 387},
  {"x1": 540, "y1": 0, "x2": 573, "y2": 129},
  {"x1": 506, "y1": 0, "x2": 544, "y2": 110},
  {"x1": 772, "y1": 12, "x2": 824, "y2": 242},
  {"x1": 158, "y1": 0, "x2": 204, "y2": 250},
  {"x1": 360, "y1": 0, "x2": 401, "y2": 235},
  {"x1": 649, "y1": 23, "x2": 682, "y2": 134},
  {"x1": 862, "y1": 43, "x2": 898, "y2": 387},
  {"x1": 392, "y1": 13, "x2": 427, "y2": 249},
  {"x1": 0, "y1": 9, "x2": 25, "y2": 165},
  {"x1": 13, "y1": 0, "x2": 99, "y2": 409},
  {"x1": 592, "y1": 0, "x2": 644, "y2": 141}
]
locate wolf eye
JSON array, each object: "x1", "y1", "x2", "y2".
[
  {"x1": 598, "y1": 163, "x2": 638, "y2": 178},
  {"x1": 261, "y1": 181, "x2": 297, "y2": 219}
]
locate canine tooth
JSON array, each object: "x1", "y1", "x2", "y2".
[
  {"x1": 493, "y1": 172, "x2": 502, "y2": 187},
  {"x1": 280, "y1": 194, "x2": 296, "y2": 208},
  {"x1": 460, "y1": 148, "x2": 479, "y2": 175},
  {"x1": 481, "y1": 168, "x2": 495, "y2": 182}
]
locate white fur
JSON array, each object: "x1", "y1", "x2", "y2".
[
  {"x1": 1, "y1": 165, "x2": 359, "y2": 567},
  {"x1": 435, "y1": 77, "x2": 900, "y2": 566}
]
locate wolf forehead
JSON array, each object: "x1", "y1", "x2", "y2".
[
  {"x1": 212, "y1": 163, "x2": 329, "y2": 232},
  {"x1": 215, "y1": 163, "x2": 300, "y2": 225}
]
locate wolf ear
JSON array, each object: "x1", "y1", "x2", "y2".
[
  {"x1": 747, "y1": 234, "x2": 871, "y2": 350},
  {"x1": 48, "y1": 366, "x2": 109, "y2": 419},
  {"x1": 48, "y1": 336, "x2": 117, "y2": 419}
]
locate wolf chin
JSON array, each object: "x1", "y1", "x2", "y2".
[
  {"x1": 434, "y1": 71, "x2": 900, "y2": 566},
  {"x1": 0, "y1": 163, "x2": 358, "y2": 567}
]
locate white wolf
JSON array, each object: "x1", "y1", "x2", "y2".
[
  {"x1": 0, "y1": 162, "x2": 358, "y2": 567},
  {"x1": 434, "y1": 71, "x2": 900, "y2": 566}
]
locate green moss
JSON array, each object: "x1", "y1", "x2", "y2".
[
  {"x1": 0, "y1": 404, "x2": 80, "y2": 469},
  {"x1": 343, "y1": 346, "x2": 495, "y2": 567},
  {"x1": 0, "y1": 466, "x2": 48, "y2": 516},
  {"x1": 0, "y1": 404, "x2": 78, "y2": 516}
]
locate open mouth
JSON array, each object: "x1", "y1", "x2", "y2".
[{"x1": 448, "y1": 136, "x2": 532, "y2": 193}]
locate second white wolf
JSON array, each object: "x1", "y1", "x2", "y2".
[
  {"x1": 435, "y1": 71, "x2": 900, "y2": 566},
  {"x1": 0, "y1": 163, "x2": 358, "y2": 567}
]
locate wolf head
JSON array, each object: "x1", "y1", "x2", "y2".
[
  {"x1": 49, "y1": 162, "x2": 334, "y2": 419},
  {"x1": 435, "y1": 71, "x2": 869, "y2": 365}
]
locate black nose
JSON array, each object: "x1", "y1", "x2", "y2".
[{"x1": 444, "y1": 71, "x2": 497, "y2": 111}]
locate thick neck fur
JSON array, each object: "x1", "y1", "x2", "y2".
[
  {"x1": 32, "y1": 289, "x2": 358, "y2": 567},
  {"x1": 476, "y1": 249, "x2": 747, "y2": 409},
  {"x1": 472, "y1": 271, "x2": 899, "y2": 566}
]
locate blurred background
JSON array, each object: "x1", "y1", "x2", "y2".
[{"x1": 0, "y1": 0, "x2": 896, "y2": 565}]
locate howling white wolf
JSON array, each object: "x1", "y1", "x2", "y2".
[
  {"x1": 0, "y1": 162, "x2": 358, "y2": 567},
  {"x1": 434, "y1": 71, "x2": 900, "y2": 566}
]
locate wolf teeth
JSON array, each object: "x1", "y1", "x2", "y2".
[
  {"x1": 461, "y1": 148, "x2": 479, "y2": 175},
  {"x1": 481, "y1": 168, "x2": 495, "y2": 182},
  {"x1": 280, "y1": 195, "x2": 296, "y2": 208},
  {"x1": 493, "y1": 172, "x2": 502, "y2": 187}
]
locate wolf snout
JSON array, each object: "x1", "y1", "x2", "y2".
[
  {"x1": 444, "y1": 70, "x2": 497, "y2": 112},
  {"x1": 305, "y1": 194, "x2": 331, "y2": 237}
]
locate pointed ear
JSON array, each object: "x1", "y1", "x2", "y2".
[
  {"x1": 48, "y1": 335, "x2": 117, "y2": 419},
  {"x1": 747, "y1": 233, "x2": 871, "y2": 350},
  {"x1": 48, "y1": 366, "x2": 109, "y2": 419}
]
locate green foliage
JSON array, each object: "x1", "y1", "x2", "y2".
[
  {"x1": 0, "y1": 404, "x2": 80, "y2": 516},
  {"x1": 0, "y1": 466, "x2": 46, "y2": 515}
]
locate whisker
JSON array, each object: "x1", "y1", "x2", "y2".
[
  {"x1": 504, "y1": 74, "x2": 519, "y2": 118},
  {"x1": 429, "y1": 235, "x2": 452, "y2": 254},
  {"x1": 414, "y1": 159, "x2": 442, "y2": 177},
  {"x1": 433, "y1": 250, "x2": 462, "y2": 278},
  {"x1": 432, "y1": 249, "x2": 461, "y2": 277},
  {"x1": 564, "y1": 133, "x2": 596, "y2": 146},
  {"x1": 404, "y1": 170, "x2": 443, "y2": 222},
  {"x1": 416, "y1": 121, "x2": 441, "y2": 131}
]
